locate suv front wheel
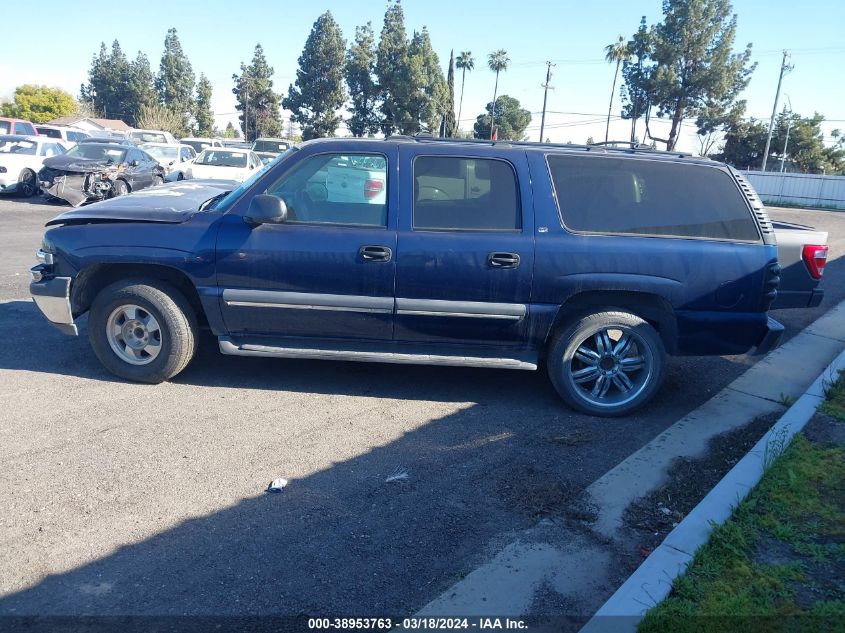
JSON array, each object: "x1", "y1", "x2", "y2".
[
  {"x1": 89, "y1": 279, "x2": 198, "y2": 383},
  {"x1": 547, "y1": 310, "x2": 666, "y2": 417}
]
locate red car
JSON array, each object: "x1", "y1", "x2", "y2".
[{"x1": 0, "y1": 117, "x2": 37, "y2": 136}]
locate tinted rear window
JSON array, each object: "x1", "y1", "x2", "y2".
[
  {"x1": 36, "y1": 127, "x2": 62, "y2": 138},
  {"x1": 548, "y1": 155, "x2": 759, "y2": 241}
]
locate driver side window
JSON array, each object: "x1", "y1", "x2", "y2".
[{"x1": 265, "y1": 153, "x2": 388, "y2": 228}]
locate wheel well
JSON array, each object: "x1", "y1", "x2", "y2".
[
  {"x1": 548, "y1": 290, "x2": 678, "y2": 353},
  {"x1": 72, "y1": 264, "x2": 205, "y2": 326}
]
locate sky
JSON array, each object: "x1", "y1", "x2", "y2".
[{"x1": 1, "y1": 0, "x2": 844, "y2": 153}]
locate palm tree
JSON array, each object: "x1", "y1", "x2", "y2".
[
  {"x1": 603, "y1": 35, "x2": 630, "y2": 144},
  {"x1": 455, "y1": 51, "x2": 474, "y2": 135},
  {"x1": 487, "y1": 49, "x2": 510, "y2": 139}
]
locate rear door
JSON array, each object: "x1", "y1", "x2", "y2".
[{"x1": 394, "y1": 146, "x2": 534, "y2": 346}]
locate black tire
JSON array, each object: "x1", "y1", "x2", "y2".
[
  {"x1": 88, "y1": 279, "x2": 198, "y2": 383},
  {"x1": 112, "y1": 179, "x2": 129, "y2": 197},
  {"x1": 176, "y1": 172, "x2": 184, "y2": 181},
  {"x1": 547, "y1": 310, "x2": 666, "y2": 417},
  {"x1": 153, "y1": 174, "x2": 164, "y2": 186},
  {"x1": 18, "y1": 169, "x2": 36, "y2": 197}
]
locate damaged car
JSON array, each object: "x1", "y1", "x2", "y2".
[{"x1": 39, "y1": 143, "x2": 164, "y2": 206}]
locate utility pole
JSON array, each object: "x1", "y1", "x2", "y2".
[
  {"x1": 780, "y1": 96, "x2": 794, "y2": 173},
  {"x1": 762, "y1": 50, "x2": 792, "y2": 172},
  {"x1": 244, "y1": 83, "x2": 249, "y2": 143},
  {"x1": 539, "y1": 62, "x2": 555, "y2": 143}
]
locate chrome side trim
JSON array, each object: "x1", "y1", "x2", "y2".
[
  {"x1": 396, "y1": 310, "x2": 521, "y2": 320},
  {"x1": 219, "y1": 338, "x2": 537, "y2": 370},
  {"x1": 395, "y1": 298, "x2": 526, "y2": 320},
  {"x1": 226, "y1": 301, "x2": 389, "y2": 314},
  {"x1": 222, "y1": 289, "x2": 393, "y2": 314}
]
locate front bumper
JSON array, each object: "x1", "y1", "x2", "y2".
[
  {"x1": 29, "y1": 271, "x2": 78, "y2": 336},
  {"x1": 751, "y1": 316, "x2": 784, "y2": 356}
]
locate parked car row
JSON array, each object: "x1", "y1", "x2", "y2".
[{"x1": 0, "y1": 118, "x2": 294, "y2": 205}]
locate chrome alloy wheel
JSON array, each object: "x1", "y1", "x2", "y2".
[
  {"x1": 567, "y1": 327, "x2": 653, "y2": 409},
  {"x1": 106, "y1": 304, "x2": 162, "y2": 365}
]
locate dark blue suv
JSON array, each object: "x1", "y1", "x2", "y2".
[{"x1": 29, "y1": 137, "x2": 783, "y2": 416}]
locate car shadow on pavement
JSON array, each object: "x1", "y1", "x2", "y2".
[
  {"x1": 0, "y1": 194, "x2": 67, "y2": 209},
  {"x1": 0, "y1": 299, "x2": 756, "y2": 408}
]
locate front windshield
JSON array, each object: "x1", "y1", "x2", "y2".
[
  {"x1": 0, "y1": 140, "x2": 37, "y2": 155},
  {"x1": 212, "y1": 148, "x2": 294, "y2": 212},
  {"x1": 196, "y1": 150, "x2": 247, "y2": 168},
  {"x1": 66, "y1": 144, "x2": 127, "y2": 162},
  {"x1": 143, "y1": 145, "x2": 178, "y2": 161}
]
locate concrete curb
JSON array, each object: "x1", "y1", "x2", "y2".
[{"x1": 579, "y1": 347, "x2": 845, "y2": 633}]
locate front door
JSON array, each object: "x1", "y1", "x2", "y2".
[
  {"x1": 394, "y1": 147, "x2": 534, "y2": 346},
  {"x1": 215, "y1": 148, "x2": 397, "y2": 341}
]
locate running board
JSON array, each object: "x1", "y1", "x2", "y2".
[{"x1": 219, "y1": 337, "x2": 538, "y2": 370}]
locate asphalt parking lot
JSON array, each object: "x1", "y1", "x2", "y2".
[{"x1": 0, "y1": 195, "x2": 843, "y2": 617}]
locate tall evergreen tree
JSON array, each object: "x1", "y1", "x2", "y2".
[
  {"x1": 156, "y1": 28, "x2": 195, "y2": 134},
  {"x1": 345, "y1": 22, "x2": 381, "y2": 137},
  {"x1": 126, "y1": 52, "x2": 158, "y2": 124},
  {"x1": 233, "y1": 44, "x2": 283, "y2": 141},
  {"x1": 407, "y1": 28, "x2": 447, "y2": 134},
  {"x1": 194, "y1": 73, "x2": 214, "y2": 136},
  {"x1": 284, "y1": 11, "x2": 347, "y2": 140},
  {"x1": 643, "y1": 0, "x2": 755, "y2": 150},
  {"x1": 621, "y1": 18, "x2": 654, "y2": 143},
  {"x1": 443, "y1": 50, "x2": 457, "y2": 137},
  {"x1": 375, "y1": 0, "x2": 413, "y2": 135},
  {"x1": 81, "y1": 41, "x2": 131, "y2": 121}
]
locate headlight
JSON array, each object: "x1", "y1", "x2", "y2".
[{"x1": 41, "y1": 236, "x2": 56, "y2": 254}]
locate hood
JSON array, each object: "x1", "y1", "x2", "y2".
[
  {"x1": 45, "y1": 180, "x2": 239, "y2": 226},
  {"x1": 42, "y1": 154, "x2": 122, "y2": 173}
]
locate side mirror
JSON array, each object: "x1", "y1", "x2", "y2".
[
  {"x1": 129, "y1": 159, "x2": 139, "y2": 167},
  {"x1": 245, "y1": 194, "x2": 288, "y2": 225}
]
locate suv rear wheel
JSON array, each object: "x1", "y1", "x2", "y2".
[
  {"x1": 89, "y1": 279, "x2": 198, "y2": 383},
  {"x1": 547, "y1": 310, "x2": 666, "y2": 417}
]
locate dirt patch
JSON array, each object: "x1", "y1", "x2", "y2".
[
  {"x1": 804, "y1": 411, "x2": 845, "y2": 445},
  {"x1": 496, "y1": 466, "x2": 595, "y2": 522},
  {"x1": 622, "y1": 411, "x2": 780, "y2": 555}
]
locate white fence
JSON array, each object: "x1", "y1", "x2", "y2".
[{"x1": 744, "y1": 170, "x2": 845, "y2": 209}]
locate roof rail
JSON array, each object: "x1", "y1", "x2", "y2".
[{"x1": 384, "y1": 134, "x2": 692, "y2": 158}]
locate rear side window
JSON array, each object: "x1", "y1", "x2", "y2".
[
  {"x1": 413, "y1": 156, "x2": 520, "y2": 231},
  {"x1": 548, "y1": 155, "x2": 759, "y2": 241}
]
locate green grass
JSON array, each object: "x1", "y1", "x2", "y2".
[
  {"x1": 638, "y1": 434, "x2": 845, "y2": 633},
  {"x1": 820, "y1": 371, "x2": 845, "y2": 421}
]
